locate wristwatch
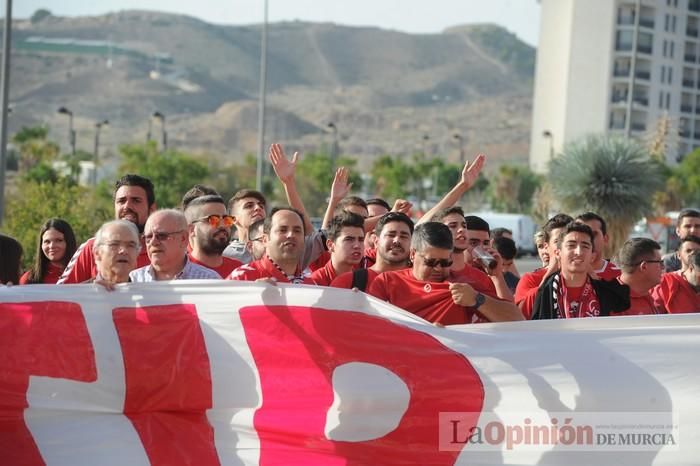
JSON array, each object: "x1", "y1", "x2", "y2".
[{"x1": 472, "y1": 292, "x2": 486, "y2": 310}]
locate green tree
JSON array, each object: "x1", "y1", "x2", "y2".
[
  {"x1": 12, "y1": 126, "x2": 60, "y2": 172},
  {"x1": 4, "y1": 179, "x2": 111, "y2": 269},
  {"x1": 487, "y1": 164, "x2": 542, "y2": 213},
  {"x1": 670, "y1": 148, "x2": 700, "y2": 206},
  {"x1": 291, "y1": 152, "x2": 361, "y2": 216},
  {"x1": 549, "y1": 135, "x2": 663, "y2": 256},
  {"x1": 30, "y1": 9, "x2": 52, "y2": 24},
  {"x1": 118, "y1": 142, "x2": 210, "y2": 208}
]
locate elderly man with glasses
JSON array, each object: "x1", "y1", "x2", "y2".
[
  {"x1": 90, "y1": 220, "x2": 141, "y2": 288},
  {"x1": 368, "y1": 222, "x2": 523, "y2": 326},
  {"x1": 130, "y1": 209, "x2": 220, "y2": 282},
  {"x1": 184, "y1": 195, "x2": 242, "y2": 278}
]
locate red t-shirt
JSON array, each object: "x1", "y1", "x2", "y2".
[
  {"x1": 448, "y1": 265, "x2": 498, "y2": 298},
  {"x1": 515, "y1": 268, "x2": 548, "y2": 319},
  {"x1": 227, "y1": 256, "x2": 316, "y2": 284},
  {"x1": 652, "y1": 272, "x2": 700, "y2": 313},
  {"x1": 308, "y1": 250, "x2": 331, "y2": 272},
  {"x1": 58, "y1": 237, "x2": 150, "y2": 284},
  {"x1": 368, "y1": 268, "x2": 488, "y2": 325},
  {"x1": 361, "y1": 248, "x2": 377, "y2": 268},
  {"x1": 331, "y1": 268, "x2": 381, "y2": 290},
  {"x1": 188, "y1": 254, "x2": 242, "y2": 279},
  {"x1": 614, "y1": 278, "x2": 664, "y2": 315},
  {"x1": 311, "y1": 260, "x2": 340, "y2": 286},
  {"x1": 19, "y1": 263, "x2": 64, "y2": 285},
  {"x1": 595, "y1": 260, "x2": 622, "y2": 281}
]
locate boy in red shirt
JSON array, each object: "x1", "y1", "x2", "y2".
[
  {"x1": 616, "y1": 238, "x2": 665, "y2": 315},
  {"x1": 311, "y1": 212, "x2": 365, "y2": 286}
]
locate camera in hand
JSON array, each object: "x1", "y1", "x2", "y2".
[{"x1": 472, "y1": 246, "x2": 497, "y2": 271}]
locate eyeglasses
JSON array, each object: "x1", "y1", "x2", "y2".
[
  {"x1": 143, "y1": 230, "x2": 184, "y2": 243},
  {"x1": 193, "y1": 214, "x2": 235, "y2": 228},
  {"x1": 418, "y1": 254, "x2": 453, "y2": 268},
  {"x1": 102, "y1": 241, "x2": 139, "y2": 251}
]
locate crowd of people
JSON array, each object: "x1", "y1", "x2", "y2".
[{"x1": 1, "y1": 143, "x2": 699, "y2": 323}]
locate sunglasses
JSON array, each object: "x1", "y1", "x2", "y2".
[
  {"x1": 193, "y1": 214, "x2": 235, "y2": 228},
  {"x1": 418, "y1": 254, "x2": 453, "y2": 268},
  {"x1": 143, "y1": 230, "x2": 185, "y2": 243}
]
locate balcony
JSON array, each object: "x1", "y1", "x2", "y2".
[
  {"x1": 682, "y1": 104, "x2": 694, "y2": 113},
  {"x1": 636, "y1": 70, "x2": 651, "y2": 80},
  {"x1": 680, "y1": 129, "x2": 692, "y2": 138},
  {"x1": 639, "y1": 18, "x2": 655, "y2": 29},
  {"x1": 614, "y1": 67, "x2": 631, "y2": 77},
  {"x1": 684, "y1": 78, "x2": 695, "y2": 87},
  {"x1": 634, "y1": 97, "x2": 649, "y2": 107},
  {"x1": 695, "y1": 107, "x2": 700, "y2": 114},
  {"x1": 686, "y1": 53, "x2": 697, "y2": 63},
  {"x1": 637, "y1": 44, "x2": 653, "y2": 54},
  {"x1": 691, "y1": 0, "x2": 700, "y2": 13},
  {"x1": 609, "y1": 120, "x2": 626, "y2": 130},
  {"x1": 611, "y1": 94, "x2": 628, "y2": 104},
  {"x1": 631, "y1": 123, "x2": 647, "y2": 132},
  {"x1": 689, "y1": 27, "x2": 699, "y2": 38},
  {"x1": 618, "y1": 15, "x2": 635, "y2": 26},
  {"x1": 616, "y1": 41, "x2": 634, "y2": 52}
]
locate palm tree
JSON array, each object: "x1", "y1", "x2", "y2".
[{"x1": 549, "y1": 135, "x2": 663, "y2": 257}]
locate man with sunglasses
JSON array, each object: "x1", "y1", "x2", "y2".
[
  {"x1": 184, "y1": 195, "x2": 242, "y2": 278},
  {"x1": 58, "y1": 174, "x2": 155, "y2": 284},
  {"x1": 130, "y1": 209, "x2": 220, "y2": 282},
  {"x1": 615, "y1": 238, "x2": 665, "y2": 315},
  {"x1": 369, "y1": 222, "x2": 523, "y2": 325}
]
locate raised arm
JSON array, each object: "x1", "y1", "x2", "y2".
[
  {"x1": 321, "y1": 167, "x2": 352, "y2": 230},
  {"x1": 416, "y1": 154, "x2": 485, "y2": 225},
  {"x1": 269, "y1": 143, "x2": 314, "y2": 234}
]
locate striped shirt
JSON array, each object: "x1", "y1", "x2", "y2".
[{"x1": 129, "y1": 256, "x2": 221, "y2": 282}]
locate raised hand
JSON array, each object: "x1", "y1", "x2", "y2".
[
  {"x1": 460, "y1": 153, "x2": 486, "y2": 189},
  {"x1": 330, "y1": 167, "x2": 352, "y2": 202},
  {"x1": 391, "y1": 199, "x2": 413, "y2": 215},
  {"x1": 268, "y1": 143, "x2": 299, "y2": 184}
]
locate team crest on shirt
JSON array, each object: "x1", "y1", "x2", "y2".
[{"x1": 424, "y1": 283, "x2": 432, "y2": 293}]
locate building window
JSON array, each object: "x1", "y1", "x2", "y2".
[
  {"x1": 671, "y1": 41, "x2": 675, "y2": 58},
  {"x1": 665, "y1": 14, "x2": 670, "y2": 31},
  {"x1": 659, "y1": 91, "x2": 664, "y2": 108},
  {"x1": 673, "y1": 16, "x2": 677, "y2": 33},
  {"x1": 669, "y1": 67, "x2": 674, "y2": 84},
  {"x1": 662, "y1": 66, "x2": 666, "y2": 82},
  {"x1": 666, "y1": 92, "x2": 671, "y2": 110}
]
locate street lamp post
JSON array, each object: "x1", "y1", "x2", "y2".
[
  {"x1": 57, "y1": 106, "x2": 76, "y2": 155},
  {"x1": 255, "y1": 0, "x2": 269, "y2": 191},
  {"x1": 453, "y1": 133, "x2": 465, "y2": 166},
  {"x1": 93, "y1": 120, "x2": 108, "y2": 186},
  {"x1": 0, "y1": 0, "x2": 13, "y2": 226},
  {"x1": 152, "y1": 111, "x2": 167, "y2": 152},
  {"x1": 327, "y1": 122, "x2": 339, "y2": 173},
  {"x1": 542, "y1": 130, "x2": 554, "y2": 160}
]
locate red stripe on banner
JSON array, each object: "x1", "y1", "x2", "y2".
[
  {"x1": 240, "y1": 306, "x2": 484, "y2": 465},
  {"x1": 0, "y1": 301, "x2": 97, "y2": 466},
  {"x1": 114, "y1": 304, "x2": 220, "y2": 466}
]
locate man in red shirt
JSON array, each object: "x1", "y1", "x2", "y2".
[
  {"x1": 58, "y1": 174, "x2": 155, "y2": 284},
  {"x1": 312, "y1": 212, "x2": 365, "y2": 286},
  {"x1": 575, "y1": 212, "x2": 621, "y2": 280},
  {"x1": 531, "y1": 222, "x2": 630, "y2": 319},
  {"x1": 369, "y1": 222, "x2": 523, "y2": 325},
  {"x1": 228, "y1": 207, "x2": 315, "y2": 284},
  {"x1": 464, "y1": 215, "x2": 514, "y2": 301},
  {"x1": 515, "y1": 213, "x2": 573, "y2": 318},
  {"x1": 331, "y1": 212, "x2": 414, "y2": 291},
  {"x1": 662, "y1": 208, "x2": 700, "y2": 272},
  {"x1": 616, "y1": 238, "x2": 665, "y2": 315},
  {"x1": 653, "y1": 247, "x2": 700, "y2": 313},
  {"x1": 184, "y1": 195, "x2": 242, "y2": 278}
]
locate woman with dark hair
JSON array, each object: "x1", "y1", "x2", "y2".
[
  {"x1": 19, "y1": 218, "x2": 77, "y2": 284},
  {"x1": 0, "y1": 234, "x2": 23, "y2": 284}
]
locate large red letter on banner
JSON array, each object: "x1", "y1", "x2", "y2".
[
  {"x1": 0, "y1": 301, "x2": 97, "y2": 466},
  {"x1": 240, "y1": 306, "x2": 485, "y2": 465},
  {"x1": 113, "y1": 304, "x2": 220, "y2": 466}
]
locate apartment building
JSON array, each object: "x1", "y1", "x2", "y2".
[{"x1": 530, "y1": 0, "x2": 698, "y2": 173}]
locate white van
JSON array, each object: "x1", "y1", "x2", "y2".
[{"x1": 470, "y1": 212, "x2": 537, "y2": 256}]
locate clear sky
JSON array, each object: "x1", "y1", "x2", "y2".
[{"x1": 16, "y1": 0, "x2": 541, "y2": 46}]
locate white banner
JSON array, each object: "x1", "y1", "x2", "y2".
[{"x1": 0, "y1": 281, "x2": 698, "y2": 465}]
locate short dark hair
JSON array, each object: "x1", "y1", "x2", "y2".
[
  {"x1": 183, "y1": 195, "x2": 226, "y2": 222},
  {"x1": 465, "y1": 215, "x2": 490, "y2": 232},
  {"x1": 366, "y1": 198, "x2": 391, "y2": 211},
  {"x1": 26, "y1": 218, "x2": 77, "y2": 284},
  {"x1": 248, "y1": 218, "x2": 265, "y2": 241},
  {"x1": 493, "y1": 236, "x2": 517, "y2": 261},
  {"x1": 576, "y1": 212, "x2": 607, "y2": 236},
  {"x1": 228, "y1": 189, "x2": 266, "y2": 213},
  {"x1": 181, "y1": 184, "x2": 219, "y2": 210},
  {"x1": 432, "y1": 206, "x2": 465, "y2": 223},
  {"x1": 375, "y1": 212, "x2": 414, "y2": 236},
  {"x1": 411, "y1": 222, "x2": 453, "y2": 252},
  {"x1": 679, "y1": 235, "x2": 700, "y2": 250},
  {"x1": 336, "y1": 196, "x2": 368, "y2": 214},
  {"x1": 491, "y1": 227, "x2": 512, "y2": 239},
  {"x1": 617, "y1": 237, "x2": 661, "y2": 273},
  {"x1": 263, "y1": 206, "x2": 306, "y2": 235},
  {"x1": 328, "y1": 212, "x2": 365, "y2": 242},
  {"x1": 114, "y1": 174, "x2": 155, "y2": 207},
  {"x1": 0, "y1": 234, "x2": 23, "y2": 284},
  {"x1": 543, "y1": 213, "x2": 574, "y2": 243},
  {"x1": 677, "y1": 208, "x2": 700, "y2": 227},
  {"x1": 557, "y1": 222, "x2": 595, "y2": 250}
]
